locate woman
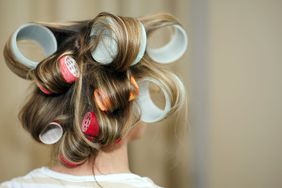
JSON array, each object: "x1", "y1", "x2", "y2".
[{"x1": 0, "y1": 11, "x2": 188, "y2": 188}]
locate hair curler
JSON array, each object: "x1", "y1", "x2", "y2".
[
  {"x1": 131, "y1": 24, "x2": 147, "y2": 65},
  {"x1": 10, "y1": 23, "x2": 57, "y2": 69},
  {"x1": 36, "y1": 81, "x2": 51, "y2": 95},
  {"x1": 94, "y1": 75, "x2": 139, "y2": 112},
  {"x1": 81, "y1": 112, "x2": 100, "y2": 141},
  {"x1": 137, "y1": 78, "x2": 171, "y2": 123},
  {"x1": 146, "y1": 25, "x2": 188, "y2": 64},
  {"x1": 59, "y1": 55, "x2": 80, "y2": 83},
  {"x1": 36, "y1": 55, "x2": 80, "y2": 94},
  {"x1": 59, "y1": 154, "x2": 82, "y2": 168},
  {"x1": 94, "y1": 89, "x2": 111, "y2": 112},
  {"x1": 39, "y1": 122, "x2": 63, "y2": 144},
  {"x1": 90, "y1": 18, "x2": 147, "y2": 65},
  {"x1": 128, "y1": 75, "x2": 140, "y2": 101}
]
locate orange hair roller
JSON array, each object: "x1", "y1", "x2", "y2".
[{"x1": 94, "y1": 75, "x2": 139, "y2": 112}]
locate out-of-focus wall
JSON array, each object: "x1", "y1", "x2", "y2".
[
  {"x1": 208, "y1": 1, "x2": 282, "y2": 188},
  {"x1": 189, "y1": 0, "x2": 282, "y2": 188},
  {"x1": 0, "y1": 1, "x2": 190, "y2": 188},
  {"x1": 196, "y1": 0, "x2": 282, "y2": 188}
]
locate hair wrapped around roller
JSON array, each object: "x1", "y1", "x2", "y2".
[{"x1": 3, "y1": 12, "x2": 188, "y2": 167}]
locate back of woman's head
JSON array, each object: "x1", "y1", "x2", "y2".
[{"x1": 3, "y1": 12, "x2": 188, "y2": 167}]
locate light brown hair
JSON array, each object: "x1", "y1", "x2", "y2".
[{"x1": 3, "y1": 12, "x2": 187, "y2": 166}]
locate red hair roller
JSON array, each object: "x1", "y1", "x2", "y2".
[
  {"x1": 59, "y1": 154, "x2": 81, "y2": 168},
  {"x1": 36, "y1": 55, "x2": 79, "y2": 94},
  {"x1": 81, "y1": 112, "x2": 100, "y2": 141}
]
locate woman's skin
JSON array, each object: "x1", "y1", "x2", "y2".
[{"x1": 50, "y1": 122, "x2": 146, "y2": 176}]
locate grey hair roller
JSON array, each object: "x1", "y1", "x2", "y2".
[
  {"x1": 10, "y1": 23, "x2": 57, "y2": 69},
  {"x1": 39, "y1": 122, "x2": 63, "y2": 145},
  {"x1": 147, "y1": 25, "x2": 188, "y2": 64},
  {"x1": 90, "y1": 19, "x2": 147, "y2": 66},
  {"x1": 137, "y1": 78, "x2": 171, "y2": 123}
]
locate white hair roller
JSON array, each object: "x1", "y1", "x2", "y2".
[
  {"x1": 90, "y1": 19, "x2": 147, "y2": 65},
  {"x1": 137, "y1": 78, "x2": 171, "y2": 123},
  {"x1": 39, "y1": 122, "x2": 63, "y2": 145},
  {"x1": 10, "y1": 23, "x2": 58, "y2": 69},
  {"x1": 146, "y1": 25, "x2": 188, "y2": 64},
  {"x1": 131, "y1": 24, "x2": 147, "y2": 65}
]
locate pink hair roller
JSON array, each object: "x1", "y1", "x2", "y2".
[
  {"x1": 81, "y1": 112, "x2": 100, "y2": 141},
  {"x1": 36, "y1": 82, "x2": 51, "y2": 95},
  {"x1": 59, "y1": 154, "x2": 81, "y2": 168},
  {"x1": 59, "y1": 55, "x2": 80, "y2": 84},
  {"x1": 36, "y1": 55, "x2": 79, "y2": 94}
]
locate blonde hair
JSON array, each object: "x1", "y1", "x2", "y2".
[{"x1": 3, "y1": 12, "x2": 187, "y2": 166}]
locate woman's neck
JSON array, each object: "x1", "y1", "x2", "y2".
[{"x1": 50, "y1": 142, "x2": 131, "y2": 176}]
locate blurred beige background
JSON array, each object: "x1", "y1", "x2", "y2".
[{"x1": 1, "y1": 0, "x2": 282, "y2": 188}]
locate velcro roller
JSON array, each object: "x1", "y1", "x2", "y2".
[
  {"x1": 90, "y1": 18, "x2": 147, "y2": 66},
  {"x1": 10, "y1": 23, "x2": 57, "y2": 69},
  {"x1": 146, "y1": 25, "x2": 188, "y2": 64},
  {"x1": 137, "y1": 78, "x2": 171, "y2": 123},
  {"x1": 39, "y1": 122, "x2": 63, "y2": 145}
]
